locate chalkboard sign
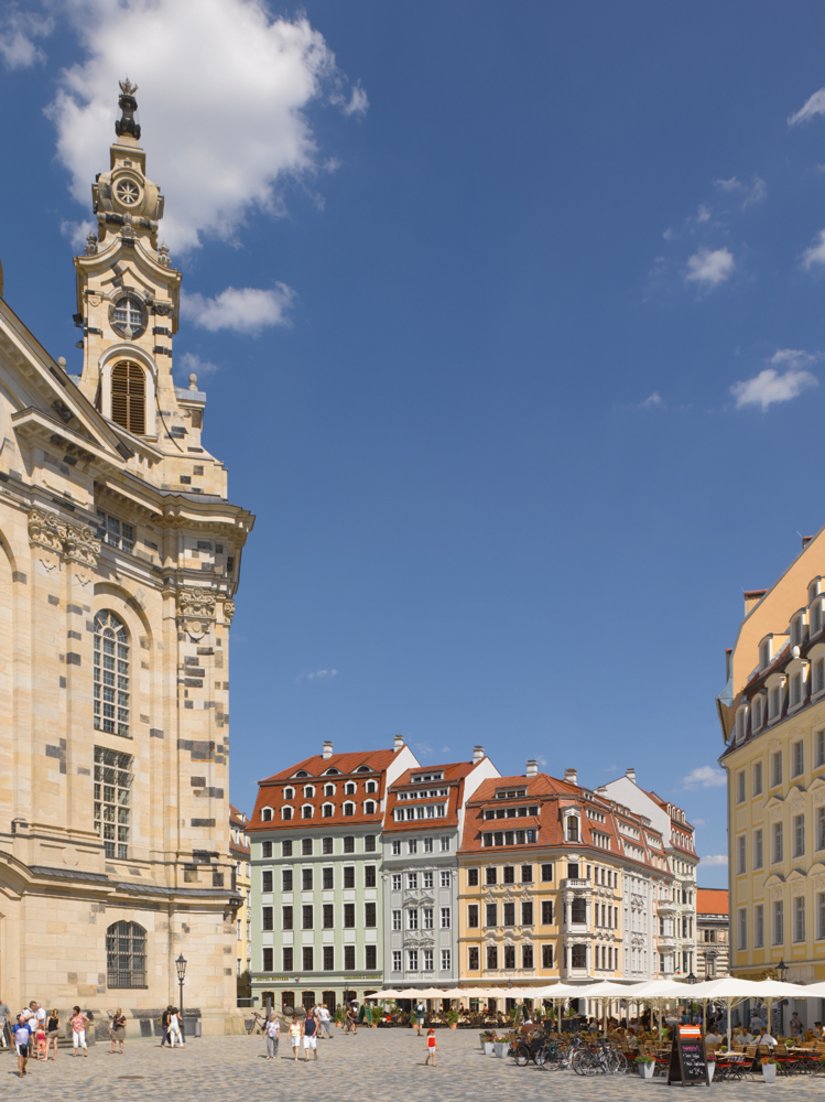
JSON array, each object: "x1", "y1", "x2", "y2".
[{"x1": 667, "y1": 1025, "x2": 709, "y2": 1087}]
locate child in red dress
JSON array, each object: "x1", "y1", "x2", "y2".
[{"x1": 424, "y1": 1027, "x2": 437, "y2": 1067}]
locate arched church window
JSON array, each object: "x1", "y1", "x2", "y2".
[
  {"x1": 94, "y1": 611, "x2": 129, "y2": 736},
  {"x1": 111, "y1": 360, "x2": 146, "y2": 434},
  {"x1": 106, "y1": 920, "x2": 146, "y2": 988}
]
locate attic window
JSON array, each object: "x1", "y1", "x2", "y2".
[
  {"x1": 111, "y1": 294, "x2": 147, "y2": 339},
  {"x1": 355, "y1": 765, "x2": 372, "y2": 773},
  {"x1": 110, "y1": 360, "x2": 146, "y2": 434}
]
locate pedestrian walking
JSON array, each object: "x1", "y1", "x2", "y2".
[
  {"x1": 424, "y1": 1026, "x2": 437, "y2": 1067},
  {"x1": 265, "y1": 1013, "x2": 280, "y2": 1059},
  {"x1": 414, "y1": 1001, "x2": 426, "y2": 1036},
  {"x1": 14, "y1": 1014, "x2": 31, "y2": 1078},
  {"x1": 168, "y1": 1007, "x2": 183, "y2": 1047},
  {"x1": 46, "y1": 1008, "x2": 60, "y2": 1061},
  {"x1": 69, "y1": 1005, "x2": 89, "y2": 1056},
  {"x1": 318, "y1": 1003, "x2": 333, "y2": 1038},
  {"x1": 110, "y1": 1007, "x2": 126, "y2": 1053},
  {"x1": 160, "y1": 1005, "x2": 173, "y2": 1047},
  {"x1": 289, "y1": 1016, "x2": 302, "y2": 1060},
  {"x1": 303, "y1": 1007, "x2": 319, "y2": 1061},
  {"x1": 0, "y1": 995, "x2": 9, "y2": 1048}
]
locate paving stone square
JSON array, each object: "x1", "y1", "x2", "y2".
[{"x1": 2, "y1": 1029, "x2": 823, "y2": 1102}]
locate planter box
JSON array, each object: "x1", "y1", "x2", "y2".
[
  {"x1": 638, "y1": 1062, "x2": 656, "y2": 1079},
  {"x1": 493, "y1": 1042, "x2": 510, "y2": 1058},
  {"x1": 483, "y1": 1042, "x2": 495, "y2": 1056},
  {"x1": 762, "y1": 1064, "x2": 777, "y2": 1084}
]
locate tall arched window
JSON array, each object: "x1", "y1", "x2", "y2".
[
  {"x1": 106, "y1": 920, "x2": 146, "y2": 988},
  {"x1": 94, "y1": 611, "x2": 129, "y2": 736},
  {"x1": 110, "y1": 360, "x2": 146, "y2": 435}
]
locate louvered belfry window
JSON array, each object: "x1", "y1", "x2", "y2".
[{"x1": 110, "y1": 360, "x2": 146, "y2": 434}]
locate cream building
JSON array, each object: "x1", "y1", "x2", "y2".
[
  {"x1": 0, "y1": 81, "x2": 252, "y2": 1030},
  {"x1": 718, "y1": 532, "x2": 825, "y2": 994}
]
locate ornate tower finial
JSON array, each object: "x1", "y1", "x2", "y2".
[{"x1": 115, "y1": 77, "x2": 141, "y2": 141}]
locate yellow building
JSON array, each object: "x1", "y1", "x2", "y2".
[
  {"x1": 0, "y1": 81, "x2": 252, "y2": 1029},
  {"x1": 458, "y1": 763, "x2": 673, "y2": 998},
  {"x1": 719, "y1": 532, "x2": 825, "y2": 987}
]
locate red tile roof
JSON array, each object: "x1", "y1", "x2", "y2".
[
  {"x1": 384, "y1": 761, "x2": 476, "y2": 832},
  {"x1": 697, "y1": 887, "x2": 729, "y2": 916}
]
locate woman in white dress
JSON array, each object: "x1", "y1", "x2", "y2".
[{"x1": 168, "y1": 1008, "x2": 184, "y2": 1047}]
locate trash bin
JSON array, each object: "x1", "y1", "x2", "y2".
[{"x1": 182, "y1": 1014, "x2": 201, "y2": 1038}]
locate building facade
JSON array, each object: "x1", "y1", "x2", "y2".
[
  {"x1": 718, "y1": 533, "x2": 825, "y2": 987},
  {"x1": 457, "y1": 763, "x2": 673, "y2": 995},
  {"x1": 695, "y1": 887, "x2": 729, "y2": 979},
  {"x1": 230, "y1": 806, "x2": 252, "y2": 994},
  {"x1": 603, "y1": 769, "x2": 699, "y2": 978},
  {"x1": 382, "y1": 749, "x2": 499, "y2": 987},
  {"x1": 0, "y1": 82, "x2": 252, "y2": 1027},
  {"x1": 248, "y1": 738, "x2": 418, "y2": 1012}
]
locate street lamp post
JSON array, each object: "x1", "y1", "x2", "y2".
[
  {"x1": 776, "y1": 960, "x2": 788, "y2": 1036},
  {"x1": 175, "y1": 953, "x2": 187, "y2": 1019}
]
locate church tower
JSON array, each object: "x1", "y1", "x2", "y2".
[{"x1": 0, "y1": 82, "x2": 253, "y2": 1029}]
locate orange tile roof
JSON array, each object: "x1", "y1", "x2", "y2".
[
  {"x1": 385, "y1": 761, "x2": 476, "y2": 832},
  {"x1": 697, "y1": 887, "x2": 729, "y2": 916},
  {"x1": 248, "y1": 747, "x2": 398, "y2": 831}
]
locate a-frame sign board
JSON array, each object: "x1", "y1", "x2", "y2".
[{"x1": 667, "y1": 1024, "x2": 710, "y2": 1087}]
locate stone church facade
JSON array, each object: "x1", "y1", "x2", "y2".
[{"x1": 0, "y1": 81, "x2": 253, "y2": 1030}]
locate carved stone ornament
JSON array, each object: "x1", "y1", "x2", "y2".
[
  {"x1": 28, "y1": 509, "x2": 66, "y2": 555},
  {"x1": 64, "y1": 522, "x2": 101, "y2": 567},
  {"x1": 177, "y1": 586, "x2": 217, "y2": 640},
  {"x1": 223, "y1": 598, "x2": 236, "y2": 625},
  {"x1": 28, "y1": 509, "x2": 101, "y2": 573}
]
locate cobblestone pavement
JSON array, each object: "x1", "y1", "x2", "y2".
[{"x1": 2, "y1": 1030, "x2": 823, "y2": 1101}]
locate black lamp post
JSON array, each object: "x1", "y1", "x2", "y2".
[
  {"x1": 775, "y1": 960, "x2": 788, "y2": 1035},
  {"x1": 175, "y1": 953, "x2": 187, "y2": 1017},
  {"x1": 776, "y1": 959, "x2": 788, "y2": 982},
  {"x1": 687, "y1": 971, "x2": 697, "y2": 984}
]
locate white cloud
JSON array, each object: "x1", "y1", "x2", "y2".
[
  {"x1": 297, "y1": 668, "x2": 338, "y2": 683},
  {"x1": 639, "y1": 391, "x2": 664, "y2": 410},
  {"x1": 44, "y1": 0, "x2": 366, "y2": 252},
  {"x1": 713, "y1": 175, "x2": 766, "y2": 209},
  {"x1": 682, "y1": 765, "x2": 727, "y2": 789},
  {"x1": 769, "y1": 348, "x2": 820, "y2": 369},
  {"x1": 731, "y1": 366, "x2": 818, "y2": 411},
  {"x1": 183, "y1": 285, "x2": 295, "y2": 334},
  {"x1": 685, "y1": 247, "x2": 735, "y2": 287},
  {"x1": 696, "y1": 204, "x2": 711, "y2": 224},
  {"x1": 788, "y1": 87, "x2": 825, "y2": 127},
  {"x1": 0, "y1": 7, "x2": 52, "y2": 70},
  {"x1": 701, "y1": 854, "x2": 729, "y2": 867},
  {"x1": 802, "y1": 228, "x2": 825, "y2": 269},
  {"x1": 179, "y1": 350, "x2": 222, "y2": 379}
]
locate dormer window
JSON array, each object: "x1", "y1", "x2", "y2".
[
  {"x1": 364, "y1": 800, "x2": 377, "y2": 815},
  {"x1": 323, "y1": 783, "x2": 336, "y2": 797},
  {"x1": 789, "y1": 668, "x2": 806, "y2": 710},
  {"x1": 790, "y1": 613, "x2": 807, "y2": 648},
  {"x1": 751, "y1": 694, "x2": 764, "y2": 732},
  {"x1": 355, "y1": 765, "x2": 371, "y2": 774},
  {"x1": 759, "y1": 637, "x2": 773, "y2": 669},
  {"x1": 365, "y1": 780, "x2": 378, "y2": 794},
  {"x1": 809, "y1": 577, "x2": 823, "y2": 604},
  {"x1": 261, "y1": 807, "x2": 273, "y2": 822},
  {"x1": 344, "y1": 782, "x2": 356, "y2": 796},
  {"x1": 734, "y1": 704, "x2": 748, "y2": 743},
  {"x1": 303, "y1": 784, "x2": 315, "y2": 798},
  {"x1": 811, "y1": 648, "x2": 825, "y2": 696},
  {"x1": 284, "y1": 786, "x2": 295, "y2": 799},
  {"x1": 343, "y1": 801, "x2": 355, "y2": 817},
  {"x1": 282, "y1": 806, "x2": 293, "y2": 821},
  {"x1": 301, "y1": 804, "x2": 314, "y2": 819},
  {"x1": 322, "y1": 802, "x2": 334, "y2": 818}
]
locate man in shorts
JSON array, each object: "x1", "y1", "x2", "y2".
[
  {"x1": 14, "y1": 1014, "x2": 31, "y2": 1077},
  {"x1": 303, "y1": 1007, "x2": 319, "y2": 1060}
]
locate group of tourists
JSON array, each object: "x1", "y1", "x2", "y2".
[
  {"x1": 160, "y1": 1006, "x2": 186, "y2": 1047},
  {"x1": 0, "y1": 998, "x2": 93, "y2": 1077},
  {"x1": 262, "y1": 1002, "x2": 338, "y2": 1062}
]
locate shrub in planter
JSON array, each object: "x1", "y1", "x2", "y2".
[{"x1": 636, "y1": 1056, "x2": 656, "y2": 1080}]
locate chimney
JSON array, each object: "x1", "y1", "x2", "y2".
[
  {"x1": 743, "y1": 589, "x2": 766, "y2": 617},
  {"x1": 625, "y1": 767, "x2": 636, "y2": 783},
  {"x1": 595, "y1": 785, "x2": 608, "y2": 797},
  {"x1": 472, "y1": 745, "x2": 485, "y2": 764},
  {"x1": 525, "y1": 759, "x2": 538, "y2": 777},
  {"x1": 802, "y1": 535, "x2": 813, "y2": 550},
  {"x1": 725, "y1": 648, "x2": 732, "y2": 681},
  {"x1": 322, "y1": 740, "x2": 333, "y2": 760},
  {"x1": 393, "y1": 734, "x2": 405, "y2": 753},
  {"x1": 564, "y1": 768, "x2": 578, "y2": 787}
]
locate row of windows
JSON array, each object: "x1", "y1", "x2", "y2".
[
  {"x1": 263, "y1": 945, "x2": 378, "y2": 972},
  {"x1": 468, "y1": 900, "x2": 545, "y2": 927},
  {"x1": 392, "y1": 949, "x2": 452, "y2": 972},
  {"x1": 390, "y1": 836, "x2": 451, "y2": 855},
  {"x1": 271, "y1": 864, "x2": 378, "y2": 893},
  {"x1": 260, "y1": 836, "x2": 376, "y2": 859},
  {"x1": 483, "y1": 804, "x2": 539, "y2": 820},
  {"x1": 266, "y1": 800, "x2": 378, "y2": 821},
  {"x1": 467, "y1": 863, "x2": 554, "y2": 886},
  {"x1": 465, "y1": 943, "x2": 549, "y2": 970},
  {"x1": 281, "y1": 780, "x2": 379, "y2": 800},
  {"x1": 482, "y1": 829, "x2": 538, "y2": 846},
  {"x1": 735, "y1": 735, "x2": 825, "y2": 801},
  {"x1": 390, "y1": 870, "x2": 451, "y2": 891},
  {"x1": 736, "y1": 894, "x2": 825, "y2": 949},
  {"x1": 390, "y1": 906, "x2": 451, "y2": 930},
  {"x1": 392, "y1": 804, "x2": 447, "y2": 821},
  {"x1": 735, "y1": 809, "x2": 825, "y2": 873},
  {"x1": 266, "y1": 901, "x2": 378, "y2": 930}
]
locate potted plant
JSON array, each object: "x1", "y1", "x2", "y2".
[
  {"x1": 493, "y1": 1032, "x2": 513, "y2": 1058},
  {"x1": 480, "y1": 1029, "x2": 496, "y2": 1055},
  {"x1": 446, "y1": 1008, "x2": 460, "y2": 1030},
  {"x1": 333, "y1": 1006, "x2": 345, "y2": 1029},
  {"x1": 762, "y1": 1054, "x2": 777, "y2": 1083},
  {"x1": 368, "y1": 1005, "x2": 383, "y2": 1029},
  {"x1": 636, "y1": 1055, "x2": 656, "y2": 1080}
]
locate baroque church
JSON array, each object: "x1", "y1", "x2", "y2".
[{"x1": 0, "y1": 81, "x2": 253, "y2": 1029}]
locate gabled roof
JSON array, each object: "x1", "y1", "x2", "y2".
[
  {"x1": 260, "y1": 748, "x2": 396, "y2": 784},
  {"x1": 384, "y1": 760, "x2": 476, "y2": 832},
  {"x1": 696, "y1": 887, "x2": 729, "y2": 916}
]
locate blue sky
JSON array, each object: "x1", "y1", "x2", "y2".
[{"x1": 4, "y1": 2, "x2": 825, "y2": 887}]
